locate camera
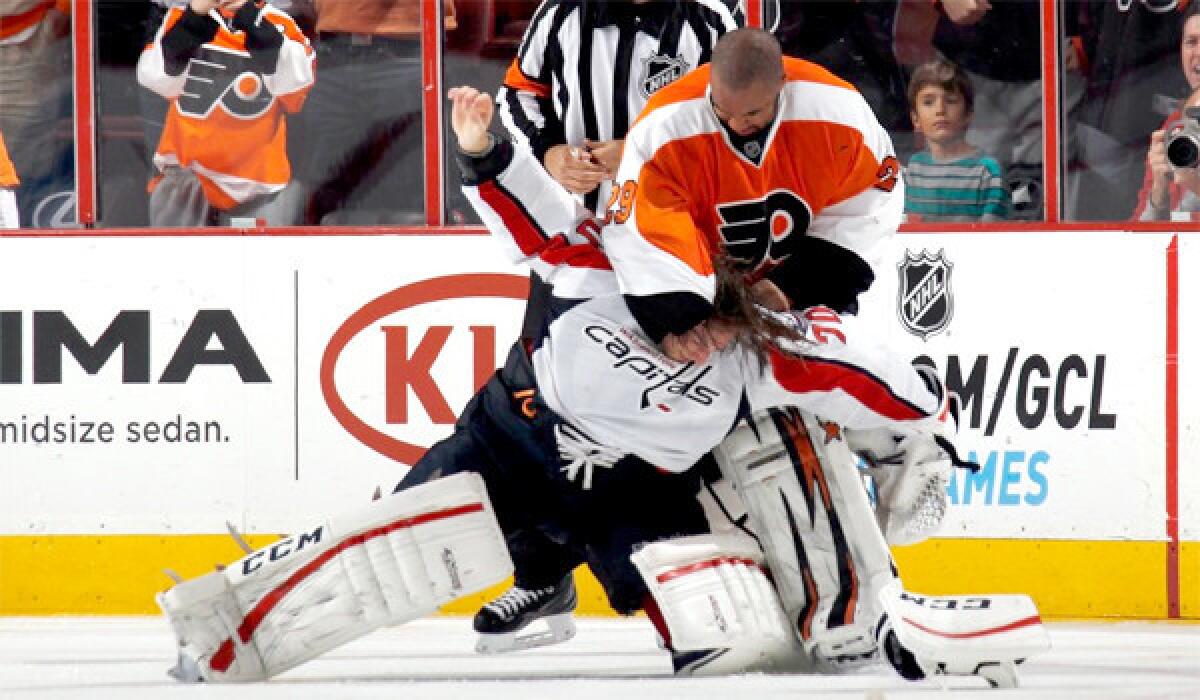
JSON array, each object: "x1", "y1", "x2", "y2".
[{"x1": 1166, "y1": 106, "x2": 1200, "y2": 169}]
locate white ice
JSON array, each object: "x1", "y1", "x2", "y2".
[{"x1": 2, "y1": 616, "x2": 1198, "y2": 699}]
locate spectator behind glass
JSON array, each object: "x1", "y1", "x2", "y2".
[
  {"x1": 290, "y1": 0, "x2": 456, "y2": 225},
  {"x1": 1134, "y1": 5, "x2": 1200, "y2": 220},
  {"x1": 1067, "y1": 0, "x2": 1191, "y2": 221},
  {"x1": 1138, "y1": 86, "x2": 1200, "y2": 220},
  {"x1": 0, "y1": 0, "x2": 72, "y2": 227},
  {"x1": 0, "y1": 127, "x2": 18, "y2": 228},
  {"x1": 903, "y1": 58, "x2": 1008, "y2": 222},
  {"x1": 138, "y1": 0, "x2": 316, "y2": 227},
  {"x1": 894, "y1": 0, "x2": 1059, "y2": 221}
]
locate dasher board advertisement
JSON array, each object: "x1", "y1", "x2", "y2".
[
  {"x1": 0, "y1": 235, "x2": 527, "y2": 534},
  {"x1": 857, "y1": 232, "x2": 1175, "y2": 541}
]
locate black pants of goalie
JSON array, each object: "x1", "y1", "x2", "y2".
[{"x1": 395, "y1": 343, "x2": 710, "y2": 615}]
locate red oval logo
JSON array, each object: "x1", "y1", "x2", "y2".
[{"x1": 320, "y1": 273, "x2": 530, "y2": 465}]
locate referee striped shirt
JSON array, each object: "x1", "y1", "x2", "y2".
[{"x1": 498, "y1": 0, "x2": 739, "y2": 213}]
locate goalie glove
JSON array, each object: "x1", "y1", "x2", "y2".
[{"x1": 848, "y1": 365, "x2": 978, "y2": 546}]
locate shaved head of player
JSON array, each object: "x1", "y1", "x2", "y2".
[{"x1": 709, "y1": 28, "x2": 786, "y2": 137}]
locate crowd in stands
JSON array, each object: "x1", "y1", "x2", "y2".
[{"x1": 2, "y1": 0, "x2": 1199, "y2": 229}]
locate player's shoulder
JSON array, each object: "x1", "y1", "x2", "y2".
[
  {"x1": 779, "y1": 57, "x2": 882, "y2": 136},
  {"x1": 782, "y1": 56, "x2": 858, "y2": 93},
  {"x1": 639, "y1": 64, "x2": 712, "y2": 118}
]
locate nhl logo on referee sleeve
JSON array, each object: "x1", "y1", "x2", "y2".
[{"x1": 897, "y1": 249, "x2": 953, "y2": 339}]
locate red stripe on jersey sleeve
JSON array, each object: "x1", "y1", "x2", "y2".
[
  {"x1": 478, "y1": 180, "x2": 611, "y2": 271},
  {"x1": 769, "y1": 352, "x2": 927, "y2": 422}
]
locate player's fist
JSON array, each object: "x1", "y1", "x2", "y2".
[
  {"x1": 189, "y1": 0, "x2": 221, "y2": 13},
  {"x1": 448, "y1": 86, "x2": 495, "y2": 155},
  {"x1": 940, "y1": 0, "x2": 991, "y2": 25}
]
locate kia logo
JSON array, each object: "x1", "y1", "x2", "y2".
[{"x1": 320, "y1": 273, "x2": 529, "y2": 465}]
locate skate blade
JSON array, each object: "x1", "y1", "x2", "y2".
[
  {"x1": 475, "y1": 613, "x2": 576, "y2": 654},
  {"x1": 166, "y1": 651, "x2": 204, "y2": 683},
  {"x1": 974, "y1": 661, "x2": 1019, "y2": 689}
]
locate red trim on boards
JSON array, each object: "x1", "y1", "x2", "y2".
[
  {"x1": 422, "y1": 0, "x2": 445, "y2": 226},
  {"x1": 1166, "y1": 235, "x2": 1180, "y2": 619},
  {"x1": 1041, "y1": 0, "x2": 1060, "y2": 223},
  {"x1": 72, "y1": 0, "x2": 96, "y2": 226},
  {"x1": 0, "y1": 226, "x2": 490, "y2": 238},
  {"x1": 747, "y1": 0, "x2": 762, "y2": 28}
]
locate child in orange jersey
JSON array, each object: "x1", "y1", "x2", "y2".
[{"x1": 137, "y1": 0, "x2": 314, "y2": 227}]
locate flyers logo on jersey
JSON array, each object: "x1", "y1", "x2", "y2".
[
  {"x1": 874, "y1": 155, "x2": 900, "y2": 193},
  {"x1": 716, "y1": 190, "x2": 813, "y2": 272},
  {"x1": 178, "y1": 47, "x2": 273, "y2": 120}
]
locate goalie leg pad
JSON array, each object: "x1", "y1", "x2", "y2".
[
  {"x1": 877, "y1": 584, "x2": 1051, "y2": 688},
  {"x1": 713, "y1": 408, "x2": 900, "y2": 673},
  {"x1": 631, "y1": 533, "x2": 804, "y2": 676},
  {"x1": 157, "y1": 472, "x2": 513, "y2": 682}
]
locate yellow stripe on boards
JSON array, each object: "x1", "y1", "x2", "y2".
[
  {"x1": 892, "y1": 538, "x2": 1187, "y2": 619},
  {"x1": 1, "y1": 536, "x2": 1195, "y2": 618}
]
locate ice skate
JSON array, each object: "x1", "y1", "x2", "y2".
[{"x1": 473, "y1": 574, "x2": 577, "y2": 654}]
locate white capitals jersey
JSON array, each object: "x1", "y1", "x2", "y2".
[{"x1": 466, "y1": 145, "x2": 946, "y2": 473}]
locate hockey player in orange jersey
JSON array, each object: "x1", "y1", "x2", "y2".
[
  {"x1": 603, "y1": 28, "x2": 929, "y2": 676},
  {"x1": 137, "y1": 0, "x2": 315, "y2": 227}
]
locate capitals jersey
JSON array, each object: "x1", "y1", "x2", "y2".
[
  {"x1": 604, "y1": 57, "x2": 903, "y2": 331},
  {"x1": 498, "y1": 0, "x2": 738, "y2": 214},
  {"x1": 138, "y1": 3, "x2": 314, "y2": 209},
  {"x1": 463, "y1": 141, "x2": 940, "y2": 474}
]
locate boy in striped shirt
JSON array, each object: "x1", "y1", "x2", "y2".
[{"x1": 903, "y1": 58, "x2": 1009, "y2": 222}]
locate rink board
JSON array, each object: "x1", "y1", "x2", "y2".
[{"x1": 0, "y1": 232, "x2": 1195, "y2": 617}]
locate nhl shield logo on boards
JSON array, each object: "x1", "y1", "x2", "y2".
[{"x1": 897, "y1": 249, "x2": 953, "y2": 339}]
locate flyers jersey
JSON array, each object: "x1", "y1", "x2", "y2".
[
  {"x1": 603, "y1": 57, "x2": 903, "y2": 306},
  {"x1": 0, "y1": 130, "x2": 17, "y2": 188},
  {"x1": 138, "y1": 5, "x2": 315, "y2": 209}
]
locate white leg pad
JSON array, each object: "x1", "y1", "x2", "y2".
[
  {"x1": 713, "y1": 408, "x2": 900, "y2": 673},
  {"x1": 631, "y1": 533, "x2": 804, "y2": 675},
  {"x1": 156, "y1": 472, "x2": 513, "y2": 682},
  {"x1": 879, "y1": 584, "x2": 1051, "y2": 688}
]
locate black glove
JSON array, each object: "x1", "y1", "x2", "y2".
[
  {"x1": 160, "y1": 6, "x2": 220, "y2": 76},
  {"x1": 232, "y1": 1, "x2": 284, "y2": 73}
]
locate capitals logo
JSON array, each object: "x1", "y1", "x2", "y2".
[
  {"x1": 640, "y1": 53, "x2": 690, "y2": 98},
  {"x1": 897, "y1": 249, "x2": 953, "y2": 339}
]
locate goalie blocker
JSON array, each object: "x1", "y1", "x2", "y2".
[{"x1": 157, "y1": 472, "x2": 512, "y2": 682}]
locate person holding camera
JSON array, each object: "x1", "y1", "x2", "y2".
[{"x1": 1133, "y1": 6, "x2": 1200, "y2": 221}]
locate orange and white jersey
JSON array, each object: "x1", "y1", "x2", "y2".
[
  {"x1": 604, "y1": 57, "x2": 903, "y2": 306},
  {"x1": 0, "y1": 0, "x2": 66, "y2": 45},
  {"x1": 0, "y1": 128, "x2": 17, "y2": 188},
  {"x1": 137, "y1": 3, "x2": 314, "y2": 209}
]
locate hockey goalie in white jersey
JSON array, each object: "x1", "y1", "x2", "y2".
[{"x1": 154, "y1": 82, "x2": 1048, "y2": 687}]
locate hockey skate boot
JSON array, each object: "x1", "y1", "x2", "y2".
[{"x1": 474, "y1": 574, "x2": 577, "y2": 653}]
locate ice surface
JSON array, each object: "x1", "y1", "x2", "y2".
[{"x1": 1, "y1": 616, "x2": 1198, "y2": 699}]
